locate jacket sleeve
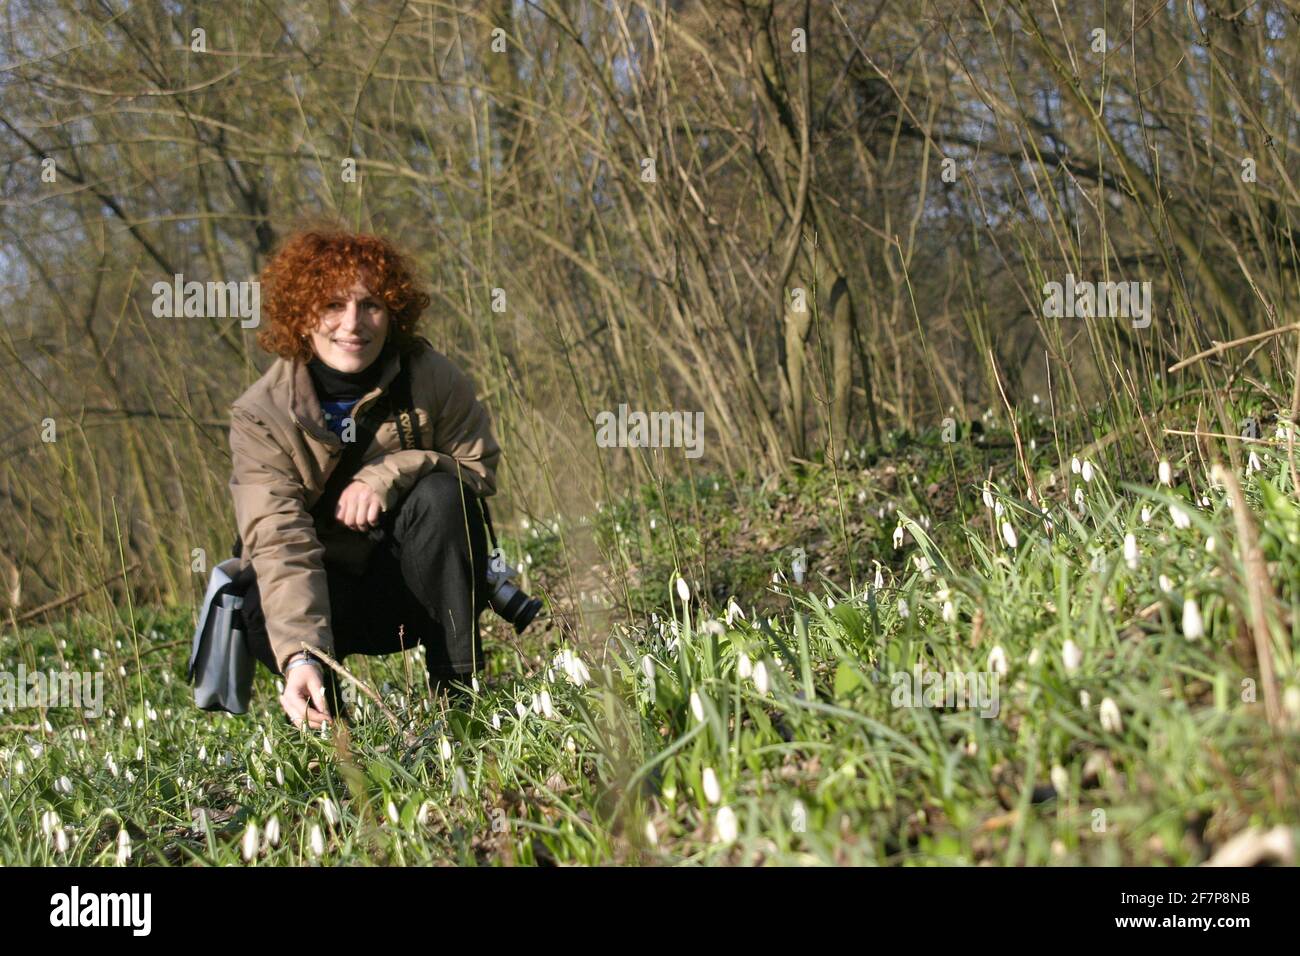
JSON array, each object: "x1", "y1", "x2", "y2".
[
  {"x1": 229, "y1": 405, "x2": 334, "y2": 672},
  {"x1": 351, "y1": 353, "x2": 501, "y2": 509}
]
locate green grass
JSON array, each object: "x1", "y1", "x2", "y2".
[{"x1": 3, "y1": 410, "x2": 1299, "y2": 866}]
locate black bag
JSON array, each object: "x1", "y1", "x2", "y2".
[{"x1": 190, "y1": 358, "x2": 418, "y2": 713}]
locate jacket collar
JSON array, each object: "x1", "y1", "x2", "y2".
[{"x1": 288, "y1": 340, "x2": 405, "y2": 446}]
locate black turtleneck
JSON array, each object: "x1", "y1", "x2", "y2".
[{"x1": 307, "y1": 342, "x2": 391, "y2": 436}]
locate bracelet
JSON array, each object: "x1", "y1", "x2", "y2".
[{"x1": 284, "y1": 654, "x2": 323, "y2": 676}]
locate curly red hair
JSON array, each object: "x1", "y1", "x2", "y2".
[{"x1": 257, "y1": 229, "x2": 431, "y2": 362}]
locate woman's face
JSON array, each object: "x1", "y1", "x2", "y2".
[{"x1": 309, "y1": 280, "x2": 390, "y2": 372}]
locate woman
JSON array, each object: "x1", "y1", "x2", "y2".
[{"x1": 229, "y1": 228, "x2": 500, "y2": 729}]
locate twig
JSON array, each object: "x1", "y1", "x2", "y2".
[
  {"x1": 301, "y1": 643, "x2": 415, "y2": 746},
  {"x1": 987, "y1": 348, "x2": 1037, "y2": 506},
  {"x1": 15, "y1": 561, "x2": 141, "y2": 623},
  {"x1": 0, "y1": 724, "x2": 42, "y2": 734},
  {"x1": 1163, "y1": 428, "x2": 1276, "y2": 445},
  {"x1": 1167, "y1": 323, "x2": 1300, "y2": 373}
]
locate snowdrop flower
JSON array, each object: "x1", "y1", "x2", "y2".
[
  {"x1": 115, "y1": 829, "x2": 131, "y2": 865},
  {"x1": 1099, "y1": 697, "x2": 1123, "y2": 733},
  {"x1": 262, "y1": 735, "x2": 273, "y2": 757},
  {"x1": 1159, "y1": 574, "x2": 1174, "y2": 593},
  {"x1": 1079, "y1": 690, "x2": 1091, "y2": 709},
  {"x1": 1000, "y1": 521, "x2": 1018, "y2": 549},
  {"x1": 491, "y1": 713, "x2": 501, "y2": 731},
  {"x1": 530, "y1": 693, "x2": 542, "y2": 715},
  {"x1": 892, "y1": 525, "x2": 904, "y2": 549},
  {"x1": 737, "y1": 652, "x2": 753, "y2": 679},
  {"x1": 725, "y1": 597, "x2": 744, "y2": 626},
  {"x1": 1182, "y1": 598, "x2": 1204, "y2": 639},
  {"x1": 1074, "y1": 487, "x2": 1085, "y2": 511},
  {"x1": 1050, "y1": 765, "x2": 1069, "y2": 796},
  {"x1": 386, "y1": 801, "x2": 400, "y2": 825},
  {"x1": 439, "y1": 736, "x2": 453, "y2": 761},
  {"x1": 554, "y1": 648, "x2": 591, "y2": 686},
  {"x1": 55, "y1": 827, "x2": 69, "y2": 854},
  {"x1": 565, "y1": 736, "x2": 576, "y2": 754},
  {"x1": 40, "y1": 810, "x2": 60, "y2": 838},
  {"x1": 1062, "y1": 639, "x2": 1082, "y2": 675},
  {"x1": 897, "y1": 597, "x2": 910, "y2": 619},
  {"x1": 641, "y1": 655, "x2": 655, "y2": 682},
  {"x1": 1081, "y1": 460, "x2": 1095, "y2": 483},
  {"x1": 643, "y1": 819, "x2": 658, "y2": 847},
  {"x1": 1158, "y1": 460, "x2": 1172, "y2": 486},
  {"x1": 1170, "y1": 504, "x2": 1191, "y2": 529},
  {"x1": 54, "y1": 775, "x2": 72, "y2": 795},
  {"x1": 1123, "y1": 533, "x2": 1138, "y2": 570},
  {"x1": 791, "y1": 550, "x2": 807, "y2": 584},
  {"x1": 942, "y1": 600, "x2": 955, "y2": 622},
  {"x1": 714, "y1": 806, "x2": 739, "y2": 844},
  {"x1": 308, "y1": 824, "x2": 325, "y2": 859},
  {"x1": 515, "y1": 701, "x2": 526, "y2": 719},
  {"x1": 264, "y1": 815, "x2": 281, "y2": 848},
  {"x1": 982, "y1": 484, "x2": 995, "y2": 509},
  {"x1": 753, "y1": 660, "x2": 770, "y2": 695},
  {"x1": 538, "y1": 689, "x2": 556, "y2": 719},
  {"x1": 1199, "y1": 495, "x2": 1211, "y2": 508},
  {"x1": 689, "y1": 691, "x2": 705, "y2": 722},
  {"x1": 701, "y1": 767, "x2": 721, "y2": 804},
  {"x1": 1141, "y1": 506, "x2": 1152, "y2": 524},
  {"x1": 321, "y1": 797, "x2": 340, "y2": 827},
  {"x1": 1247, "y1": 451, "x2": 1262, "y2": 474},
  {"x1": 675, "y1": 576, "x2": 690, "y2": 604},
  {"x1": 994, "y1": 500, "x2": 1005, "y2": 518},
  {"x1": 241, "y1": 823, "x2": 259, "y2": 862},
  {"x1": 987, "y1": 645, "x2": 1008, "y2": 676},
  {"x1": 198, "y1": 745, "x2": 207, "y2": 763},
  {"x1": 1205, "y1": 535, "x2": 1216, "y2": 554},
  {"x1": 873, "y1": 564, "x2": 884, "y2": 590},
  {"x1": 1071, "y1": 456, "x2": 1081, "y2": 474}
]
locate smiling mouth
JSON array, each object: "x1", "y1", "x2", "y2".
[{"x1": 332, "y1": 338, "x2": 370, "y2": 350}]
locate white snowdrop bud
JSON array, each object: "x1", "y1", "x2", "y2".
[
  {"x1": 1000, "y1": 521, "x2": 1018, "y2": 549},
  {"x1": 1158, "y1": 460, "x2": 1172, "y2": 486},
  {"x1": 675, "y1": 576, "x2": 690, "y2": 604},
  {"x1": 386, "y1": 801, "x2": 399, "y2": 825},
  {"x1": 644, "y1": 819, "x2": 658, "y2": 846},
  {"x1": 714, "y1": 806, "x2": 738, "y2": 843},
  {"x1": 264, "y1": 815, "x2": 281, "y2": 847},
  {"x1": 1050, "y1": 765, "x2": 1069, "y2": 796},
  {"x1": 1071, "y1": 456, "x2": 1081, "y2": 474},
  {"x1": 1062, "y1": 639, "x2": 1082, "y2": 675},
  {"x1": 982, "y1": 484, "x2": 994, "y2": 509},
  {"x1": 987, "y1": 645, "x2": 1008, "y2": 676},
  {"x1": 491, "y1": 713, "x2": 501, "y2": 731},
  {"x1": 241, "y1": 823, "x2": 259, "y2": 862},
  {"x1": 1170, "y1": 504, "x2": 1191, "y2": 529},
  {"x1": 1074, "y1": 487, "x2": 1085, "y2": 511},
  {"x1": 1141, "y1": 506, "x2": 1151, "y2": 524},
  {"x1": 115, "y1": 829, "x2": 132, "y2": 865},
  {"x1": 689, "y1": 691, "x2": 705, "y2": 722},
  {"x1": 439, "y1": 736, "x2": 453, "y2": 761},
  {"x1": 897, "y1": 597, "x2": 910, "y2": 619},
  {"x1": 641, "y1": 655, "x2": 655, "y2": 682},
  {"x1": 1081, "y1": 460, "x2": 1095, "y2": 483},
  {"x1": 753, "y1": 660, "x2": 770, "y2": 695},
  {"x1": 994, "y1": 500, "x2": 1005, "y2": 518},
  {"x1": 942, "y1": 600, "x2": 955, "y2": 622},
  {"x1": 539, "y1": 689, "x2": 555, "y2": 719},
  {"x1": 1123, "y1": 533, "x2": 1138, "y2": 570},
  {"x1": 1182, "y1": 598, "x2": 1204, "y2": 639},
  {"x1": 1099, "y1": 697, "x2": 1123, "y2": 733},
  {"x1": 321, "y1": 797, "x2": 340, "y2": 826},
  {"x1": 737, "y1": 652, "x2": 753, "y2": 679},
  {"x1": 893, "y1": 525, "x2": 904, "y2": 549},
  {"x1": 701, "y1": 767, "x2": 721, "y2": 804},
  {"x1": 55, "y1": 827, "x2": 68, "y2": 854},
  {"x1": 1247, "y1": 451, "x2": 1262, "y2": 474},
  {"x1": 1159, "y1": 574, "x2": 1174, "y2": 593},
  {"x1": 873, "y1": 564, "x2": 884, "y2": 590},
  {"x1": 1078, "y1": 690, "x2": 1091, "y2": 709},
  {"x1": 309, "y1": 824, "x2": 325, "y2": 859}
]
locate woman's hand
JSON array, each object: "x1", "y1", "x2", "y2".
[
  {"x1": 336, "y1": 480, "x2": 384, "y2": 531},
  {"x1": 280, "y1": 656, "x2": 332, "y2": 729}
]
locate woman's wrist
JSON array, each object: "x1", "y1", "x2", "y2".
[{"x1": 284, "y1": 651, "x2": 322, "y2": 676}]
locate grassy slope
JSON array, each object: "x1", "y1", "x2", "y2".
[{"x1": 3, "y1": 411, "x2": 1299, "y2": 865}]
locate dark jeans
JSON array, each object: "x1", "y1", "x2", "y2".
[{"x1": 241, "y1": 472, "x2": 490, "y2": 711}]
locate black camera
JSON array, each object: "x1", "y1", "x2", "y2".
[{"x1": 485, "y1": 549, "x2": 542, "y2": 633}]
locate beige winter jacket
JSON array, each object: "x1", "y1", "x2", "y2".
[{"x1": 228, "y1": 336, "x2": 500, "y2": 671}]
